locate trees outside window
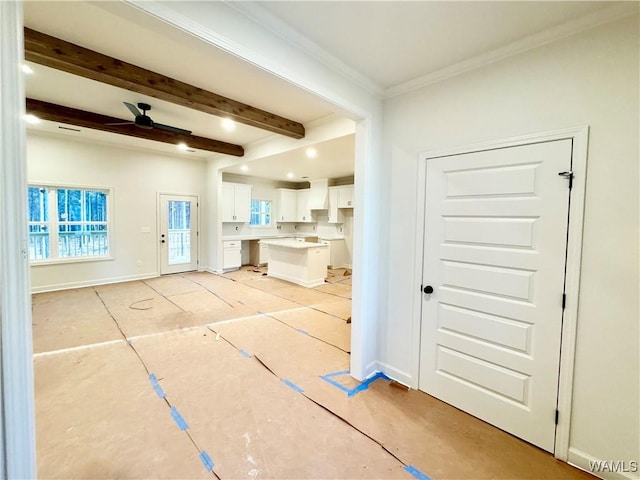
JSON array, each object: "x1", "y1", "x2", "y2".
[{"x1": 28, "y1": 186, "x2": 109, "y2": 261}]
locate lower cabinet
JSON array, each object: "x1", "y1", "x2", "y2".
[{"x1": 223, "y1": 240, "x2": 241, "y2": 271}]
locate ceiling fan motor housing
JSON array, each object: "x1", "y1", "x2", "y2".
[{"x1": 135, "y1": 115, "x2": 154, "y2": 129}]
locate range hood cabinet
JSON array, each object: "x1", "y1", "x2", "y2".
[{"x1": 308, "y1": 179, "x2": 329, "y2": 210}]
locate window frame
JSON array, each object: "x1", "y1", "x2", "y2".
[
  {"x1": 28, "y1": 183, "x2": 114, "y2": 265},
  {"x1": 249, "y1": 199, "x2": 272, "y2": 228}
]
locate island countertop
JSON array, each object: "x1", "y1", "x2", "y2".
[{"x1": 259, "y1": 239, "x2": 328, "y2": 249}]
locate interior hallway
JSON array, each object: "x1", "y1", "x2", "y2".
[{"x1": 32, "y1": 270, "x2": 593, "y2": 479}]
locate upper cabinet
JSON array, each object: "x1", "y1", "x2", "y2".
[
  {"x1": 222, "y1": 182, "x2": 252, "y2": 222},
  {"x1": 276, "y1": 188, "x2": 297, "y2": 222},
  {"x1": 327, "y1": 187, "x2": 344, "y2": 224},
  {"x1": 337, "y1": 185, "x2": 354, "y2": 208},
  {"x1": 296, "y1": 189, "x2": 314, "y2": 223}
]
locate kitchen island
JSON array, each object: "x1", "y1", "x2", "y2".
[{"x1": 259, "y1": 239, "x2": 329, "y2": 287}]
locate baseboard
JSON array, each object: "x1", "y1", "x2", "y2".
[
  {"x1": 368, "y1": 360, "x2": 413, "y2": 387},
  {"x1": 30, "y1": 272, "x2": 160, "y2": 294},
  {"x1": 568, "y1": 447, "x2": 640, "y2": 480}
]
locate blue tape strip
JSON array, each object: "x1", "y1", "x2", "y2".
[
  {"x1": 404, "y1": 465, "x2": 431, "y2": 480},
  {"x1": 347, "y1": 371, "x2": 390, "y2": 397},
  {"x1": 320, "y1": 374, "x2": 353, "y2": 394},
  {"x1": 320, "y1": 370, "x2": 391, "y2": 398},
  {"x1": 200, "y1": 450, "x2": 215, "y2": 471},
  {"x1": 170, "y1": 406, "x2": 189, "y2": 430},
  {"x1": 281, "y1": 379, "x2": 304, "y2": 394},
  {"x1": 296, "y1": 328, "x2": 309, "y2": 335},
  {"x1": 324, "y1": 370, "x2": 351, "y2": 378},
  {"x1": 149, "y1": 373, "x2": 166, "y2": 399},
  {"x1": 238, "y1": 349, "x2": 251, "y2": 358}
]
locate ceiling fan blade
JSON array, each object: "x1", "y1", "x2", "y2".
[
  {"x1": 123, "y1": 102, "x2": 141, "y2": 117},
  {"x1": 154, "y1": 123, "x2": 192, "y2": 135},
  {"x1": 105, "y1": 121, "x2": 135, "y2": 126}
]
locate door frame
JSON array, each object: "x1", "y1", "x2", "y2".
[
  {"x1": 411, "y1": 126, "x2": 589, "y2": 459},
  {"x1": 156, "y1": 192, "x2": 201, "y2": 275}
]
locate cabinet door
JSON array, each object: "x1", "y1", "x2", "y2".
[
  {"x1": 296, "y1": 189, "x2": 312, "y2": 222},
  {"x1": 327, "y1": 187, "x2": 344, "y2": 224},
  {"x1": 277, "y1": 189, "x2": 297, "y2": 222},
  {"x1": 234, "y1": 185, "x2": 252, "y2": 223},
  {"x1": 221, "y1": 183, "x2": 236, "y2": 222},
  {"x1": 337, "y1": 186, "x2": 354, "y2": 208}
]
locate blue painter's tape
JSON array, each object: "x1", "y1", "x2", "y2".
[
  {"x1": 320, "y1": 370, "x2": 391, "y2": 398},
  {"x1": 200, "y1": 450, "x2": 215, "y2": 471},
  {"x1": 149, "y1": 373, "x2": 166, "y2": 399},
  {"x1": 347, "y1": 371, "x2": 391, "y2": 397},
  {"x1": 281, "y1": 379, "x2": 304, "y2": 394},
  {"x1": 296, "y1": 328, "x2": 309, "y2": 335},
  {"x1": 320, "y1": 373, "x2": 353, "y2": 394},
  {"x1": 324, "y1": 370, "x2": 351, "y2": 378},
  {"x1": 238, "y1": 349, "x2": 251, "y2": 358},
  {"x1": 170, "y1": 406, "x2": 189, "y2": 430},
  {"x1": 404, "y1": 465, "x2": 432, "y2": 480}
]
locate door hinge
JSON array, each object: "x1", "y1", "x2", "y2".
[
  {"x1": 420, "y1": 284, "x2": 423, "y2": 292},
  {"x1": 558, "y1": 171, "x2": 573, "y2": 190},
  {"x1": 555, "y1": 409, "x2": 559, "y2": 425},
  {"x1": 562, "y1": 293, "x2": 566, "y2": 309}
]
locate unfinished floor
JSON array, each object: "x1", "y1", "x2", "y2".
[{"x1": 33, "y1": 268, "x2": 593, "y2": 479}]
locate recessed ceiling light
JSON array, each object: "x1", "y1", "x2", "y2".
[
  {"x1": 222, "y1": 118, "x2": 235, "y2": 131},
  {"x1": 21, "y1": 64, "x2": 34, "y2": 75},
  {"x1": 177, "y1": 143, "x2": 189, "y2": 151},
  {"x1": 240, "y1": 165, "x2": 249, "y2": 172},
  {"x1": 24, "y1": 114, "x2": 40, "y2": 125},
  {"x1": 305, "y1": 147, "x2": 317, "y2": 158},
  {"x1": 287, "y1": 172, "x2": 295, "y2": 179}
]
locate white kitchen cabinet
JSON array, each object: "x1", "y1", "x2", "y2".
[
  {"x1": 223, "y1": 240, "x2": 242, "y2": 270},
  {"x1": 320, "y1": 238, "x2": 350, "y2": 268},
  {"x1": 327, "y1": 187, "x2": 344, "y2": 224},
  {"x1": 222, "y1": 182, "x2": 251, "y2": 222},
  {"x1": 296, "y1": 189, "x2": 314, "y2": 223},
  {"x1": 276, "y1": 188, "x2": 297, "y2": 222},
  {"x1": 337, "y1": 185, "x2": 354, "y2": 208}
]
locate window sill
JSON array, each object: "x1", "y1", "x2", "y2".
[
  {"x1": 249, "y1": 225, "x2": 273, "y2": 229},
  {"x1": 30, "y1": 256, "x2": 115, "y2": 267}
]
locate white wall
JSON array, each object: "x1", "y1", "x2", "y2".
[
  {"x1": 382, "y1": 15, "x2": 639, "y2": 474},
  {"x1": 28, "y1": 133, "x2": 207, "y2": 292}
]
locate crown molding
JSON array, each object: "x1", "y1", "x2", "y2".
[
  {"x1": 385, "y1": 2, "x2": 639, "y2": 99},
  {"x1": 225, "y1": 1, "x2": 385, "y2": 99}
]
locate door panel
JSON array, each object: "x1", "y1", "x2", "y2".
[
  {"x1": 419, "y1": 139, "x2": 572, "y2": 452},
  {"x1": 160, "y1": 194, "x2": 198, "y2": 275}
]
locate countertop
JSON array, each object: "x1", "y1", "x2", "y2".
[
  {"x1": 259, "y1": 239, "x2": 329, "y2": 249},
  {"x1": 222, "y1": 233, "x2": 345, "y2": 241},
  {"x1": 222, "y1": 233, "x2": 311, "y2": 241}
]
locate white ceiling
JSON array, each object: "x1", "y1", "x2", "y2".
[
  {"x1": 253, "y1": 1, "x2": 620, "y2": 91},
  {"x1": 224, "y1": 134, "x2": 355, "y2": 182},
  {"x1": 23, "y1": 1, "x2": 627, "y2": 180}
]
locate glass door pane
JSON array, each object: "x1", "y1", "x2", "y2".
[{"x1": 168, "y1": 200, "x2": 191, "y2": 265}]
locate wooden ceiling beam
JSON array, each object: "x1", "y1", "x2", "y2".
[
  {"x1": 26, "y1": 98, "x2": 244, "y2": 157},
  {"x1": 24, "y1": 28, "x2": 305, "y2": 139}
]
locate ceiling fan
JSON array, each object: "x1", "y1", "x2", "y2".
[{"x1": 107, "y1": 102, "x2": 192, "y2": 135}]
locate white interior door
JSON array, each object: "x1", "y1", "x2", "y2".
[
  {"x1": 419, "y1": 139, "x2": 572, "y2": 452},
  {"x1": 159, "y1": 194, "x2": 198, "y2": 275}
]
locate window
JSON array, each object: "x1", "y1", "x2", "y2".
[
  {"x1": 28, "y1": 185, "x2": 110, "y2": 262},
  {"x1": 250, "y1": 199, "x2": 271, "y2": 227}
]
